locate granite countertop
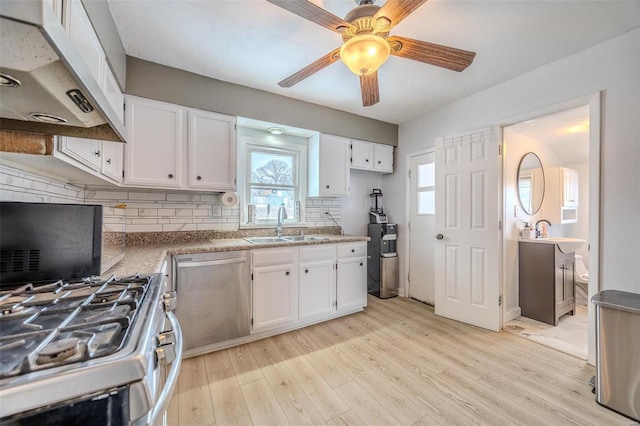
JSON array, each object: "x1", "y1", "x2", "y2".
[{"x1": 103, "y1": 234, "x2": 369, "y2": 278}]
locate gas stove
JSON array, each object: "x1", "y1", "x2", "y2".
[
  {"x1": 0, "y1": 273, "x2": 182, "y2": 426},
  {"x1": 0, "y1": 274, "x2": 152, "y2": 379}
]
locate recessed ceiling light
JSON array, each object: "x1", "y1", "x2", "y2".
[
  {"x1": 268, "y1": 127, "x2": 284, "y2": 135},
  {"x1": 0, "y1": 73, "x2": 21, "y2": 87},
  {"x1": 28, "y1": 112, "x2": 68, "y2": 123}
]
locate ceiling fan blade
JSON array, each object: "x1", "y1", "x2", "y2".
[
  {"x1": 373, "y1": 0, "x2": 428, "y2": 29},
  {"x1": 360, "y1": 72, "x2": 380, "y2": 107},
  {"x1": 388, "y1": 36, "x2": 476, "y2": 72},
  {"x1": 267, "y1": 0, "x2": 354, "y2": 33},
  {"x1": 278, "y1": 48, "x2": 341, "y2": 88}
]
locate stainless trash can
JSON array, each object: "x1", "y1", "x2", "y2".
[{"x1": 592, "y1": 290, "x2": 640, "y2": 421}]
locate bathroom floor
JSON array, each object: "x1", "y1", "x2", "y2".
[{"x1": 504, "y1": 305, "x2": 588, "y2": 360}]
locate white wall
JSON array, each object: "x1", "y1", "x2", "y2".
[
  {"x1": 386, "y1": 28, "x2": 640, "y2": 302},
  {"x1": 341, "y1": 171, "x2": 383, "y2": 236}
]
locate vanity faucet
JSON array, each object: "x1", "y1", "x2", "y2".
[{"x1": 535, "y1": 219, "x2": 552, "y2": 228}]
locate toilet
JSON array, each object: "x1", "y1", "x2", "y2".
[{"x1": 574, "y1": 254, "x2": 589, "y2": 306}]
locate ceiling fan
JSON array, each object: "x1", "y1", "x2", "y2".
[{"x1": 267, "y1": 0, "x2": 476, "y2": 107}]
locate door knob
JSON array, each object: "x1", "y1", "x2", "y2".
[{"x1": 435, "y1": 234, "x2": 444, "y2": 240}]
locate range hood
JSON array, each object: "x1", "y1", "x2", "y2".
[{"x1": 0, "y1": 1, "x2": 126, "y2": 142}]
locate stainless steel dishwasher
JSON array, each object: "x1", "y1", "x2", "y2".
[{"x1": 173, "y1": 251, "x2": 251, "y2": 357}]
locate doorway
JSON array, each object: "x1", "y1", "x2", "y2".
[
  {"x1": 501, "y1": 99, "x2": 599, "y2": 363},
  {"x1": 406, "y1": 150, "x2": 435, "y2": 304}
]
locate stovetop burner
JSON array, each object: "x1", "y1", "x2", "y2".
[{"x1": 0, "y1": 274, "x2": 152, "y2": 379}]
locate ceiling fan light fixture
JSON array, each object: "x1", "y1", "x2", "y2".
[{"x1": 340, "y1": 34, "x2": 390, "y2": 75}]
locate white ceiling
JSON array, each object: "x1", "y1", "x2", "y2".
[
  {"x1": 107, "y1": 0, "x2": 640, "y2": 125},
  {"x1": 507, "y1": 105, "x2": 590, "y2": 164}
]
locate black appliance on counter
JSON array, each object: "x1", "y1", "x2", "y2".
[
  {"x1": 0, "y1": 202, "x2": 103, "y2": 283},
  {"x1": 0, "y1": 202, "x2": 182, "y2": 426}
]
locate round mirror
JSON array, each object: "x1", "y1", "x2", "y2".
[{"x1": 517, "y1": 152, "x2": 545, "y2": 215}]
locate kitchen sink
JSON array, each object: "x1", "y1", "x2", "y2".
[
  {"x1": 244, "y1": 237, "x2": 288, "y2": 244},
  {"x1": 281, "y1": 235, "x2": 326, "y2": 242}
]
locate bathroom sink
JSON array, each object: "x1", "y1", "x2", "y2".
[
  {"x1": 244, "y1": 237, "x2": 287, "y2": 244},
  {"x1": 281, "y1": 235, "x2": 326, "y2": 242},
  {"x1": 522, "y1": 237, "x2": 586, "y2": 253}
]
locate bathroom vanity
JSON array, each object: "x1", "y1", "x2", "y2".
[{"x1": 518, "y1": 238, "x2": 584, "y2": 326}]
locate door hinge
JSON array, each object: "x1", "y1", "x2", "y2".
[
  {"x1": 499, "y1": 295, "x2": 503, "y2": 306},
  {"x1": 350, "y1": 157, "x2": 353, "y2": 163},
  {"x1": 408, "y1": 169, "x2": 411, "y2": 177},
  {"x1": 334, "y1": 300, "x2": 337, "y2": 307},
  {"x1": 499, "y1": 144, "x2": 503, "y2": 155},
  {"x1": 251, "y1": 318, "x2": 253, "y2": 325},
  {"x1": 234, "y1": 123, "x2": 237, "y2": 130},
  {"x1": 408, "y1": 273, "x2": 410, "y2": 282},
  {"x1": 498, "y1": 220, "x2": 502, "y2": 230},
  {"x1": 122, "y1": 170, "x2": 125, "y2": 178},
  {"x1": 251, "y1": 273, "x2": 253, "y2": 280}
]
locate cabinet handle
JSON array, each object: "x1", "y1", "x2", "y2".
[
  {"x1": 168, "y1": 173, "x2": 174, "y2": 179},
  {"x1": 305, "y1": 269, "x2": 309, "y2": 274},
  {"x1": 360, "y1": 262, "x2": 363, "y2": 266},
  {"x1": 94, "y1": 150, "x2": 101, "y2": 157},
  {"x1": 351, "y1": 249, "x2": 355, "y2": 253},
  {"x1": 378, "y1": 160, "x2": 381, "y2": 164},
  {"x1": 106, "y1": 158, "x2": 111, "y2": 164},
  {"x1": 197, "y1": 176, "x2": 202, "y2": 181},
  {"x1": 365, "y1": 159, "x2": 369, "y2": 162},
  {"x1": 326, "y1": 185, "x2": 330, "y2": 189},
  {"x1": 285, "y1": 271, "x2": 290, "y2": 276}
]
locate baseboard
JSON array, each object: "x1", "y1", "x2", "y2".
[{"x1": 504, "y1": 306, "x2": 522, "y2": 324}]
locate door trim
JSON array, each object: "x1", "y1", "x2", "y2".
[
  {"x1": 496, "y1": 92, "x2": 601, "y2": 365},
  {"x1": 404, "y1": 148, "x2": 435, "y2": 299}
]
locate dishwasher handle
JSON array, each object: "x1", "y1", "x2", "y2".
[{"x1": 176, "y1": 257, "x2": 248, "y2": 268}]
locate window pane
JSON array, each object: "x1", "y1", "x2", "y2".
[
  {"x1": 251, "y1": 151, "x2": 294, "y2": 185},
  {"x1": 250, "y1": 187, "x2": 295, "y2": 220},
  {"x1": 418, "y1": 190, "x2": 435, "y2": 215},
  {"x1": 417, "y1": 163, "x2": 435, "y2": 187}
]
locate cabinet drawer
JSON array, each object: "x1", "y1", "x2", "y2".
[
  {"x1": 337, "y1": 242, "x2": 366, "y2": 258},
  {"x1": 299, "y1": 245, "x2": 335, "y2": 262},
  {"x1": 252, "y1": 247, "x2": 297, "y2": 267}
]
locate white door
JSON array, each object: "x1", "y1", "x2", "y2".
[
  {"x1": 408, "y1": 151, "x2": 436, "y2": 303},
  {"x1": 434, "y1": 128, "x2": 501, "y2": 331}
]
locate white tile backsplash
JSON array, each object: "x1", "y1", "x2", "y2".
[{"x1": 1, "y1": 163, "x2": 342, "y2": 232}]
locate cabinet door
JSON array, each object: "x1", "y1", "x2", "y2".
[
  {"x1": 373, "y1": 144, "x2": 393, "y2": 173},
  {"x1": 187, "y1": 109, "x2": 236, "y2": 190},
  {"x1": 350, "y1": 139, "x2": 374, "y2": 170},
  {"x1": 101, "y1": 141, "x2": 123, "y2": 183},
  {"x1": 299, "y1": 259, "x2": 336, "y2": 320},
  {"x1": 102, "y1": 67, "x2": 124, "y2": 125},
  {"x1": 252, "y1": 264, "x2": 298, "y2": 332},
  {"x1": 63, "y1": 0, "x2": 104, "y2": 86},
  {"x1": 124, "y1": 96, "x2": 184, "y2": 188},
  {"x1": 58, "y1": 137, "x2": 102, "y2": 172},
  {"x1": 337, "y1": 256, "x2": 367, "y2": 311},
  {"x1": 562, "y1": 168, "x2": 579, "y2": 207},
  {"x1": 319, "y1": 134, "x2": 349, "y2": 196}
]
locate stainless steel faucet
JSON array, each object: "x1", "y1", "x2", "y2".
[
  {"x1": 535, "y1": 219, "x2": 552, "y2": 228},
  {"x1": 276, "y1": 206, "x2": 287, "y2": 237}
]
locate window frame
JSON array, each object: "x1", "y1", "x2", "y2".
[{"x1": 238, "y1": 132, "x2": 308, "y2": 227}]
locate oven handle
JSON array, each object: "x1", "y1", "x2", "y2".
[{"x1": 149, "y1": 311, "x2": 183, "y2": 426}]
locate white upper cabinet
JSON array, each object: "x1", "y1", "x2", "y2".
[
  {"x1": 187, "y1": 109, "x2": 236, "y2": 191},
  {"x1": 63, "y1": 0, "x2": 104, "y2": 88},
  {"x1": 101, "y1": 141, "x2": 123, "y2": 183},
  {"x1": 124, "y1": 96, "x2": 184, "y2": 188},
  {"x1": 545, "y1": 167, "x2": 579, "y2": 224},
  {"x1": 58, "y1": 137, "x2": 102, "y2": 172},
  {"x1": 102, "y1": 66, "x2": 124, "y2": 125},
  {"x1": 308, "y1": 133, "x2": 350, "y2": 197},
  {"x1": 124, "y1": 96, "x2": 237, "y2": 191},
  {"x1": 351, "y1": 139, "x2": 374, "y2": 169},
  {"x1": 373, "y1": 143, "x2": 394, "y2": 173},
  {"x1": 350, "y1": 139, "x2": 393, "y2": 173}
]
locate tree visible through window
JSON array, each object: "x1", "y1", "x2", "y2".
[{"x1": 250, "y1": 151, "x2": 297, "y2": 221}]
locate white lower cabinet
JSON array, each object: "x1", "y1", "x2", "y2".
[
  {"x1": 251, "y1": 242, "x2": 366, "y2": 335},
  {"x1": 337, "y1": 242, "x2": 367, "y2": 311},
  {"x1": 298, "y1": 245, "x2": 336, "y2": 320},
  {"x1": 251, "y1": 248, "x2": 298, "y2": 333}
]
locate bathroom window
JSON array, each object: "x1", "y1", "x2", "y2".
[{"x1": 238, "y1": 131, "x2": 307, "y2": 226}]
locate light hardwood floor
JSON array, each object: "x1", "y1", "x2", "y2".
[{"x1": 167, "y1": 296, "x2": 629, "y2": 426}]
